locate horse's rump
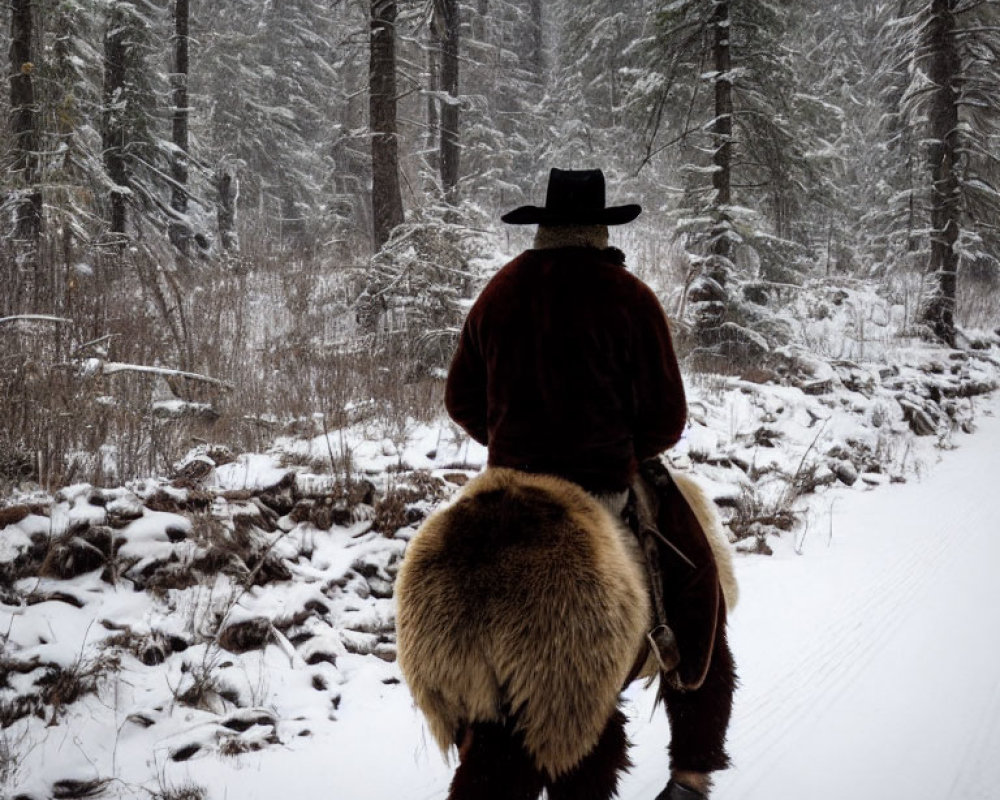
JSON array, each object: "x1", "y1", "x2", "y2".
[{"x1": 395, "y1": 467, "x2": 650, "y2": 779}]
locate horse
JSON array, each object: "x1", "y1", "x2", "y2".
[{"x1": 395, "y1": 466, "x2": 736, "y2": 800}]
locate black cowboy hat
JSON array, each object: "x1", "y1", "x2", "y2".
[{"x1": 501, "y1": 168, "x2": 642, "y2": 226}]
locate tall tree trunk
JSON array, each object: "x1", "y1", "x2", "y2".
[
  {"x1": 438, "y1": 0, "x2": 460, "y2": 205},
  {"x1": 9, "y1": 0, "x2": 42, "y2": 252},
  {"x1": 527, "y1": 0, "x2": 543, "y2": 84},
  {"x1": 921, "y1": 0, "x2": 960, "y2": 348},
  {"x1": 370, "y1": 0, "x2": 405, "y2": 250},
  {"x1": 690, "y1": 0, "x2": 735, "y2": 353},
  {"x1": 170, "y1": 0, "x2": 190, "y2": 255},
  {"x1": 709, "y1": 0, "x2": 733, "y2": 286},
  {"x1": 103, "y1": 3, "x2": 128, "y2": 245},
  {"x1": 216, "y1": 167, "x2": 239, "y2": 252},
  {"x1": 426, "y1": 20, "x2": 440, "y2": 174},
  {"x1": 472, "y1": 0, "x2": 488, "y2": 45}
]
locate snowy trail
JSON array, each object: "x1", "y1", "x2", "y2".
[{"x1": 621, "y1": 394, "x2": 1000, "y2": 800}]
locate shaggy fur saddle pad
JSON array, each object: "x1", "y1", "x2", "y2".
[{"x1": 396, "y1": 467, "x2": 650, "y2": 778}]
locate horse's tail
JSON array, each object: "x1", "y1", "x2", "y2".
[{"x1": 395, "y1": 467, "x2": 649, "y2": 780}]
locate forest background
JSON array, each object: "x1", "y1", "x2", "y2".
[{"x1": 2, "y1": 0, "x2": 1000, "y2": 491}]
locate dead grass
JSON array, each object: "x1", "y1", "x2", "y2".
[
  {"x1": 218, "y1": 728, "x2": 279, "y2": 758},
  {"x1": 0, "y1": 652, "x2": 120, "y2": 727},
  {"x1": 0, "y1": 724, "x2": 34, "y2": 790},
  {"x1": 172, "y1": 654, "x2": 239, "y2": 712},
  {"x1": 149, "y1": 781, "x2": 208, "y2": 800},
  {"x1": 958, "y1": 272, "x2": 1000, "y2": 331}
]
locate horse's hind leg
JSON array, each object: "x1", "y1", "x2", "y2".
[
  {"x1": 546, "y1": 708, "x2": 631, "y2": 800},
  {"x1": 447, "y1": 720, "x2": 545, "y2": 800}
]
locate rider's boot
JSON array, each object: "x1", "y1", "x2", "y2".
[{"x1": 654, "y1": 775, "x2": 709, "y2": 800}]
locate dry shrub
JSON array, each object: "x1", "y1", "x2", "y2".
[
  {"x1": 728, "y1": 482, "x2": 798, "y2": 551},
  {"x1": 371, "y1": 470, "x2": 447, "y2": 534},
  {"x1": 38, "y1": 654, "x2": 119, "y2": 717},
  {"x1": 1, "y1": 242, "x2": 452, "y2": 492}
]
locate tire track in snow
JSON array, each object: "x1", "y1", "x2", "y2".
[
  {"x1": 740, "y1": 513, "x2": 959, "y2": 714},
  {"x1": 720, "y1": 517, "x2": 966, "y2": 799},
  {"x1": 621, "y1": 511, "x2": 967, "y2": 800}
]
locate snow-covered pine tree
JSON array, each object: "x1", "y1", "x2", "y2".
[
  {"x1": 629, "y1": 0, "x2": 816, "y2": 368},
  {"x1": 43, "y1": 0, "x2": 105, "y2": 257},
  {"x1": 543, "y1": 0, "x2": 651, "y2": 174},
  {"x1": 195, "y1": 0, "x2": 345, "y2": 255},
  {"x1": 460, "y1": 0, "x2": 548, "y2": 217},
  {"x1": 791, "y1": 1, "x2": 906, "y2": 277},
  {"x1": 34, "y1": 0, "x2": 109, "y2": 328},
  {"x1": 892, "y1": 0, "x2": 1000, "y2": 345},
  {"x1": 101, "y1": 0, "x2": 166, "y2": 248}
]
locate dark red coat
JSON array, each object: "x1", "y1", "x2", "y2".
[{"x1": 445, "y1": 246, "x2": 686, "y2": 493}]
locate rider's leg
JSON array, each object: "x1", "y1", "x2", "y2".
[
  {"x1": 650, "y1": 475, "x2": 723, "y2": 691},
  {"x1": 447, "y1": 719, "x2": 546, "y2": 800},
  {"x1": 658, "y1": 601, "x2": 736, "y2": 798},
  {"x1": 545, "y1": 707, "x2": 631, "y2": 800}
]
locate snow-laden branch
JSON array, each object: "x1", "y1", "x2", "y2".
[
  {"x1": 0, "y1": 314, "x2": 73, "y2": 326},
  {"x1": 92, "y1": 360, "x2": 234, "y2": 390}
]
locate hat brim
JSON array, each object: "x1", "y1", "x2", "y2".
[{"x1": 500, "y1": 204, "x2": 642, "y2": 226}]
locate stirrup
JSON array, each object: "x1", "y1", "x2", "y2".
[{"x1": 647, "y1": 623, "x2": 680, "y2": 673}]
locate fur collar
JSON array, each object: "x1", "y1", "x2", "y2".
[{"x1": 533, "y1": 224, "x2": 609, "y2": 251}]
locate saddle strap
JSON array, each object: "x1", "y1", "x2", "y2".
[{"x1": 630, "y1": 477, "x2": 680, "y2": 673}]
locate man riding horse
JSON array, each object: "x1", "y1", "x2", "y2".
[{"x1": 442, "y1": 168, "x2": 736, "y2": 800}]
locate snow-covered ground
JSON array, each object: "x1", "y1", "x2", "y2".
[
  {"x1": 3, "y1": 318, "x2": 1000, "y2": 800},
  {"x1": 3, "y1": 388, "x2": 997, "y2": 800}
]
